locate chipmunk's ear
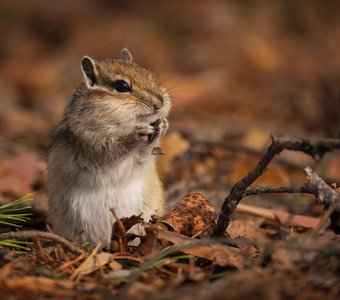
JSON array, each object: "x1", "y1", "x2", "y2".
[
  {"x1": 121, "y1": 48, "x2": 133, "y2": 62},
  {"x1": 81, "y1": 56, "x2": 98, "y2": 88}
]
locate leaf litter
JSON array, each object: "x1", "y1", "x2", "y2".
[{"x1": 0, "y1": 1, "x2": 340, "y2": 299}]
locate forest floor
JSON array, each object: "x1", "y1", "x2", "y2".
[{"x1": 0, "y1": 1, "x2": 340, "y2": 299}]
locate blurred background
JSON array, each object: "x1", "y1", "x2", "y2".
[{"x1": 0, "y1": 0, "x2": 339, "y2": 220}]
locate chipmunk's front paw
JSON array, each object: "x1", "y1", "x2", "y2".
[
  {"x1": 136, "y1": 123, "x2": 155, "y2": 141},
  {"x1": 157, "y1": 117, "x2": 169, "y2": 136},
  {"x1": 148, "y1": 118, "x2": 168, "y2": 143},
  {"x1": 136, "y1": 118, "x2": 169, "y2": 143}
]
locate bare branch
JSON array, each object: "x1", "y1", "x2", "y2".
[
  {"x1": 303, "y1": 167, "x2": 340, "y2": 208},
  {"x1": 303, "y1": 167, "x2": 340, "y2": 234},
  {"x1": 243, "y1": 186, "x2": 299, "y2": 197},
  {"x1": 0, "y1": 230, "x2": 85, "y2": 255},
  {"x1": 212, "y1": 137, "x2": 340, "y2": 237}
]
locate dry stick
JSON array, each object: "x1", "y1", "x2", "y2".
[
  {"x1": 0, "y1": 230, "x2": 84, "y2": 255},
  {"x1": 212, "y1": 136, "x2": 340, "y2": 237},
  {"x1": 70, "y1": 243, "x2": 101, "y2": 282},
  {"x1": 312, "y1": 200, "x2": 339, "y2": 236},
  {"x1": 240, "y1": 186, "x2": 324, "y2": 229},
  {"x1": 243, "y1": 186, "x2": 301, "y2": 196},
  {"x1": 303, "y1": 166, "x2": 340, "y2": 234},
  {"x1": 110, "y1": 209, "x2": 127, "y2": 253}
]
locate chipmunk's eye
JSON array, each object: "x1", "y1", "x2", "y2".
[{"x1": 113, "y1": 80, "x2": 131, "y2": 93}]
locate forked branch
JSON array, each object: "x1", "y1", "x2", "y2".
[{"x1": 212, "y1": 136, "x2": 340, "y2": 237}]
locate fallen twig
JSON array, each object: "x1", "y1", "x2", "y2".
[
  {"x1": 0, "y1": 230, "x2": 84, "y2": 255},
  {"x1": 303, "y1": 167, "x2": 340, "y2": 208},
  {"x1": 243, "y1": 186, "x2": 301, "y2": 196},
  {"x1": 110, "y1": 209, "x2": 127, "y2": 253},
  {"x1": 69, "y1": 243, "x2": 101, "y2": 282},
  {"x1": 303, "y1": 167, "x2": 340, "y2": 234},
  {"x1": 236, "y1": 203, "x2": 319, "y2": 229},
  {"x1": 212, "y1": 136, "x2": 340, "y2": 237}
]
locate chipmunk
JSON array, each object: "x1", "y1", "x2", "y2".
[{"x1": 48, "y1": 49, "x2": 171, "y2": 246}]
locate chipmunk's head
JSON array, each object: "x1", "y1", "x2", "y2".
[
  {"x1": 72, "y1": 49, "x2": 171, "y2": 125},
  {"x1": 65, "y1": 49, "x2": 171, "y2": 145}
]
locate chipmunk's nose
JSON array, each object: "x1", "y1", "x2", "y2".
[{"x1": 153, "y1": 95, "x2": 164, "y2": 110}]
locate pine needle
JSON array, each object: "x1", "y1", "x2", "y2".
[
  {"x1": 0, "y1": 194, "x2": 33, "y2": 228},
  {"x1": 0, "y1": 239, "x2": 32, "y2": 250},
  {"x1": 0, "y1": 194, "x2": 33, "y2": 250}
]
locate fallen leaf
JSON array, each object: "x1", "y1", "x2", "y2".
[
  {"x1": 111, "y1": 214, "x2": 144, "y2": 251},
  {"x1": 228, "y1": 218, "x2": 266, "y2": 242},
  {"x1": 161, "y1": 193, "x2": 217, "y2": 237},
  {"x1": 133, "y1": 224, "x2": 163, "y2": 258},
  {"x1": 149, "y1": 224, "x2": 245, "y2": 268},
  {"x1": 1, "y1": 276, "x2": 97, "y2": 297}
]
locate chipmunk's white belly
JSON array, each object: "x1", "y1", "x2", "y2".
[{"x1": 64, "y1": 158, "x2": 151, "y2": 245}]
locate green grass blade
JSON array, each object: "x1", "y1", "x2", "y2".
[
  {"x1": 0, "y1": 214, "x2": 32, "y2": 221},
  {"x1": 0, "y1": 194, "x2": 33, "y2": 251},
  {"x1": 0, "y1": 239, "x2": 32, "y2": 250},
  {"x1": 0, "y1": 220, "x2": 22, "y2": 227},
  {"x1": 0, "y1": 206, "x2": 32, "y2": 213},
  {"x1": 0, "y1": 194, "x2": 33, "y2": 210}
]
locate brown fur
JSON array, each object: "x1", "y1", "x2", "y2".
[{"x1": 48, "y1": 49, "x2": 171, "y2": 246}]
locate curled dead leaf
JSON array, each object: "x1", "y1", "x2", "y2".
[
  {"x1": 161, "y1": 193, "x2": 217, "y2": 237},
  {"x1": 111, "y1": 214, "x2": 144, "y2": 251}
]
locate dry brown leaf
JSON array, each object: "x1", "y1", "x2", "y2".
[
  {"x1": 161, "y1": 193, "x2": 217, "y2": 236},
  {"x1": 110, "y1": 214, "x2": 144, "y2": 251},
  {"x1": 112, "y1": 215, "x2": 144, "y2": 234},
  {"x1": 0, "y1": 276, "x2": 97, "y2": 297},
  {"x1": 150, "y1": 224, "x2": 245, "y2": 268},
  {"x1": 228, "y1": 218, "x2": 266, "y2": 242},
  {"x1": 133, "y1": 224, "x2": 163, "y2": 258}
]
